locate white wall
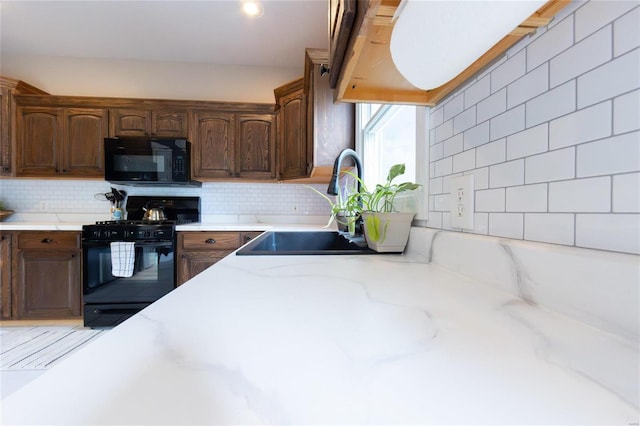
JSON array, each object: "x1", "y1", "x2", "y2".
[
  {"x1": 427, "y1": 1, "x2": 640, "y2": 255},
  {"x1": 0, "y1": 54, "x2": 301, "y2": 103}
]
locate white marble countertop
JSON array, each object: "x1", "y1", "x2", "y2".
[
  {"x1": 0, "y1": 213, "x2": 329, "y2": 231},
  {"x1": 1, "y1": 228, "x2": 637, "y2": 425}
]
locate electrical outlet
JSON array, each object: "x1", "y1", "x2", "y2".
[{"x1": 450, "y1": 175, "x2": 474, "y2": 230}]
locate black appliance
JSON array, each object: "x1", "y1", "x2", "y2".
[
  {"x1": 82, "y1": 196, "x2": 200, "y2": 328},
  {"x1": 104, "y1": 137, "x2": 201, "y2": 187}
]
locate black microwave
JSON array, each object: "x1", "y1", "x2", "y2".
[{"x1": 104, "y1": 137, "x2": 201, "y2": 187}]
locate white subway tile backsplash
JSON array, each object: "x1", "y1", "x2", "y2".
[
  {"x1": 613, "y1": 172, "x2": 640, "y2": 213},
  {"x1": 0, "y1": 180, "x2": 331, "y2": 217},
  {"x1": 476, "y1": 188, "x2": 505, "y2": 212},
  {"x1": 490, "y1": 50, "x2": 526, "y2": 92},
  {"x1": 525, "y1": 147, "x2": 575, "y2": 184},
  {"x1": 549, "y1": 176, "x2": 611, "y2": 212},
  {"x1": 452, "y1": 106, "x2": 476, "y2": 134},
  {"x1": 507, "y1": 124, "x2": 548, "y2": 160},
  {"x1": 477, "y1": 89, "x2": 506, "y2": 124},
  {"x1": 577, "y1": 132, "x2": 640, "y2": 177},
  {"x1": 428, "y1": 211, "x2": 443, "y2": 229},
  {"x1": 464, "y1": 75, "x2": 491, "y2": 108},
  {"x1": 489, "y1": 159, "x2": 524, "y2": 188},
  {"x1": 549, "y1": 101, "x2": 612, "y2": 149},
  {"x1": 577, "y1": 49, "x2": 640, "y2": 108},
  {"x1": 550, "y1": 26, "x2": 612, "y2": 88},
  {"x1": 442, "y1": 174, "x2": 458, "y2": 194},
  {"x1": 443, "y1": 134, "x2": 463, "y2": 158},
  {"x1": 471, "y1": 212, "x2": 489, "y2": 235},
  {"x1": 524, "y1": 213, "x2": 575, "y2": 246},
  {"x1": 463, "y1": 121, "x2": 490, "y2": 150},
  {"x1": 527, "y1": 15, "x2": 574, "y2": 70},
  {"x1": 576, "y1": 213, "x2": 640, "y2": 253},
  {"x1": 425, "y1": 0, "x2": 639, "y2": 253},
  {"x1": 614, "y1": 6, "x2": 640, "y2": 57},
  {"x1": 434, "y1": 120, "x2": 454, "y2": 143},
  {"x1": 507, "y1": 63, "x2": 549, "y2": 108},
  {"x1": 434, "y1": 157, "x2": 453, "y2": 177},
  {"x1": 430, "y1": 106, "x2": 444, "y2": 128},
  {"x1": 430, "y1": 176, "x2": 443, "y2": 194},
  {"x1": 465, "y1": 167, "x2": 489, "y2": 190},
  {"x1": 526, "y1": 81, "x2": 576, "y2": 128},
  {"x1": 506, "y1": 184, "x2": 548, "y2": 212},
  {"x1": 430, "y1": 142, "x2": 444, "y2": 162},
  {"x1": 443, "y1": 93, "x2": 464, "y2": 121},
  {"x1": 452, "y1": 149, "x2": 475, "y2": 173},
  {"x1": 490, "y1": 105, "x2": 525, "y2": 140},
  {"x1": 613, "y1": 89, "x2": 640, "y2": 134},
  {"x1": 476, "y1": 138, "x2": 506, "y2": 168},
  {"x1": 575, "y1": 0, "x2": 638, "y2": 42},
  {"x1": 488, "y1": 213, "x2": 524, "y2": 239}
]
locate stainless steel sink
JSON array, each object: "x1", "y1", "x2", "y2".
[{"x1": 236, "y1": 231, "x2": 381, "y2": 255}]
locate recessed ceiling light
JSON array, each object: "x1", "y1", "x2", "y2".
[{"x1": 241, "y1": 1, "x2": 264, "y2": 18}]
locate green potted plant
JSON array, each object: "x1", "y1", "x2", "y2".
[
  {"x1": 305, "y1": 180, "x2": 362, "y2": 235},
  {"x1": 356, "y1": 163, "x2": 420, "y2": 252}
]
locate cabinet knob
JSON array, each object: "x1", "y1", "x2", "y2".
[
  {"x1": 41, "y1": 238, "x2": 53, "y2": 244},
  {"x1": 205, "y1": 238, "x2": 216, "y2": 244},
  {"x1": 244, "y1": 235, "x2": 253, "y2": 241}
]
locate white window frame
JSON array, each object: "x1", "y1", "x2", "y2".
[{"x1": 355, "y1": 103, "x2": 430, "y2": 224}]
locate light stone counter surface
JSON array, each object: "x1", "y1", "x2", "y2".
[
  {"x1": 0, "y1": 228, "x2": 638, "y2": 425},
  {"x1": 1, "y1": 227, "x2": 638, "y2": 425},
  {"x1": 0, "y1": 213, "x2": 330, "y2": 232}
]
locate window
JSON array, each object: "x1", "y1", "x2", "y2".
[{"x1": 356, "y1": 103, "x2": 429, "y2": 222}]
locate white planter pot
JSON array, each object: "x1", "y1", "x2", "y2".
[{"x1": 362, "y1": 212, "x2": 414, "y2": 252}]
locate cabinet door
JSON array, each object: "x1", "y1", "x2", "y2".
[
  {"x1": 152, "y1": 111, "x2": 188, "y2": 137},
  {"x1": 277, "y1": 87, "x2": 308, "y2": 179},
  {"x1": 309, "y1": 60, "x2": 355, "y2": 167},
  {"x1": 177, "y1": 251, "x2": 231, "y2": 286},
  {"x1": 329, "y1": 0, "x2": 357, "y2": 89},
  {"x1": 236, "y1": 114, "x2": 276, "y2": 180},
  {"x1": 0, "y1": 88, "x2": 11, "y2": 175},
  {"x1": 16, "y1": 107, "x2": 62, "y2": 176},
  {"x1": 0, "y1": 233, "x2": 11, "y2": 319},
  {"x1": 16, "y1": 249, "x2": 81, "y2": 319},
  {"x1": 63, "y1": 108, "x2": 108, "y2": 176},
  {"x1": 191, "y1": 111, "x2": 235, "y2": 179},
  {"x1": 110, "y1": 109, "x2": 151, "y2": 136}
]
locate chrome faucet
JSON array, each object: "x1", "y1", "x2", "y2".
[{"x1": 327, "y1": 148, "x2": 363, "y2": 196}]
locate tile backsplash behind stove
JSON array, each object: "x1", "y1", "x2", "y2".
[{"x1": 0, "y1": 179, "x2": 330, "y2": 217}]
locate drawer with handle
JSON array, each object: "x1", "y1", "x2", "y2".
[
  {"x1": 18, "y1": 231, "x2": 80, "y2": 250},
  {"x1": 178, "y1": 232, "x2": 242, "y2": 251}
]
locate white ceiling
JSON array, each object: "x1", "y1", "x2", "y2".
[{"x1": 0, "y1": 0, "x2": 328, "y2": 70}]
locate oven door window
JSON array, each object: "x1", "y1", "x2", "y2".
[{"x1": 83, "y1": 242, "x2": 175, "y2": 304}]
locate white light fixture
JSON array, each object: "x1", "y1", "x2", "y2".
[
  {"x1": 390, "y1": 0, "x2": 547, "y2": 90},
  {"x1": 241, "y1": 0, "x2": 264, "y2": 18}
]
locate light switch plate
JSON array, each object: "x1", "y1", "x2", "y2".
[{"x1": 449, "y1": 175, "x2": 474, "y2": 230}]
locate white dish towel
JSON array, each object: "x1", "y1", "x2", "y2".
[{"x1": 110, "y1": 242, "x2": 135, "y2": 277}]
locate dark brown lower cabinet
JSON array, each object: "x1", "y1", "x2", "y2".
[
  {"x1": 15, "y1": 231, "x2": 82, "y2": 319},
  {"x1": 177, "y1": 231, "x2": 262, "y2": 285},
  {"x1": 0, "y1": 232, "x2": 12, "y2": 319}
]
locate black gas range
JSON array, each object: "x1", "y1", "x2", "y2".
[{"x1": 82, "y1": 196, "x2": 200, "y2": 328}]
